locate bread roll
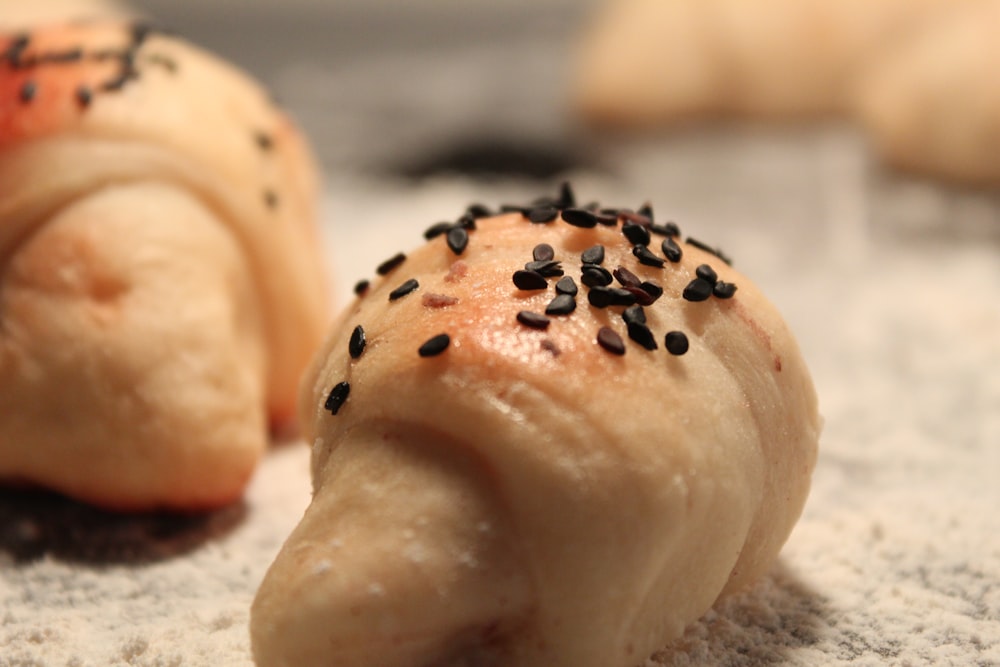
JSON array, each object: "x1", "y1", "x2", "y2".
[
  {"x1": 854, "y1": 1, "x2": 1000, "y2": 185},
  {"x1": 0, "y1": 0, "x2": 127, "y2": 31},
  {"x1": 251, "y1": 187, "x2": 820, "y2": 667},
  {"x1": 573, "y1": 0, "x2": 969, "y2": 125},
  {"x1": 0, "y1": 21, "x2": 328, "y2": 510}
]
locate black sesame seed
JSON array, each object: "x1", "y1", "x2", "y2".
[
  {"x1": 517, "y1": 311, "x2": 551, "y2": 330},
  {"x1": 254, "y1": 131, "x2": 274, "y2": 151},
  {"x1": 661, "y1": 237, "x2": 683, "y2": 263},
  {"x1": 633, "y1": 245, "x2": 666, "y2": 268},
  {"x1": 665, "y1": 331, "x2": 689, "y2": 356},
  {"x1": 545, "y1": 293, "x2": 576, "y2": 316},
  {"x1": 349, "y1": 325, "x2": 366, "y2": 359},
  {"x1": 466, "y1": 203, "x2": 492, "y2": 219},
  {"x1": 389, "y1": 278, "x2": 419, "y2": 301},
  {"x1": 622, "y1": 222, "x2": 651, "y2": 246},
  {"x1": 41, "y1": 47, "x2": 83, "y2": 64},
  {"x1": 695, "y1": 264, "x2": 718, "y2": 284},
  {"x1": 587, "y1": 287, "x2": 613, "y2": 308},
  {"x1": 580, "y1": 265, "x2": 613, "y2": 288},
  {"x1": 682, "y1": 278, "x2": 713, "y2": 302},
  {"x1": 528, "y1": 206, "x2": 558, "y2": 223},
  {"x1": 76, "y1": 85, "x2": 93, "y2": 107},
  {"x1": 532, "y1": 196, "x2": 559, "y2": 208},
  {"x1": 500, "y1": 204, "x2": 532, "y2": 215},
  {"x1": 512, "y1": 270, "x2": 548, "y2": 291},
  {"x1": 639, "y1": 281, "x2": 663, "y2": 302},
  {"x1": 555, "y1": 276, "x2": 578, "y2": 296},
  {"x1": 376, "y1": 252, "x2": 407, "y2": 276},
  {"x1": 532, "y1": 243, "x2": 555, "y2": 262},
  {"x1": 101, "y1": 69, "x2": 136, "y2": 93},
  {"x1": 423, "y1": 221, "x2": 453, "y2": 240},
  {"x1": 686, "y1": 237, "x2": 732, "y2": 265},
  {"x1": 353, "y1": 279, "x2": 370, "y2": 296},
  {"x1": 561, "y1": 208, "x2": 598, "y2": 228},
  {"x1": 145, "y1": 53, "x2": 178, "y2": 73},
  {"x1": 626, "y1": 321, "x2": 658, "y2": 351},
  {"x1": 650, "y1": 222, "x2": 681, "y2": 237},
  {"x1": 613, "y1": 266, "x2": 641, "y2": 288},
  {"x1": 588, "y1": 286, "x2": 638, "y2": 308},
  {"x1": 556, "y1": 181, "x2": 576, "y2": 209},
  {"x1": 418, "y1": 333, "x2": 450, "y2": 357},
  {"x1": 324, "y1": 381, "x2": 351, "y2": 415},
  {"x1": 594, "y1": 213, "x2": 619, "y2": 226},
  {"x1": 19, "y1": 80, "x2": 36, "y2": 103},
  {"x1": 713, "y1": 281, "x2": 738, "y2": 299},
  {"x1": 446, "y1": 226, "x2": 469, "y2": 255},
  {"x1": 581, "y1": 245, "x2": 605, "y2": 265},
  {"x1": 524, "y1": 260, "x2": 564, "y2": 278},
  {"x1": 622, "y1": 305, "x2": 646, "y2": 326},
  {"x1": 637, "y1": 202, "x2": 654, "y2": 221},
  {"x1": 5, "y1": 34, "x2": 29, "y2": 67},
  {"x1": 624, "y1": 286, "x2": 655, "y2": 306},
  {"x1": 596, "y1": 327, "x2": 626, "y2": 356},
  {"x1": 456, "y1": 214, "x2": 476, "y2": 231}
]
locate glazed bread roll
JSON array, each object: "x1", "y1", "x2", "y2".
[
  {"x1": 251, "y1": 186, "x2": 820, "y2": 667},
  {"x1": 573, "y1": 0, "x2": 970, "y2": 125},
  {"x1": 854, "y1": 1, "x2": 1000, "y2": 185},
  {"x1": 0, "y1": 21, "x2": 328, "y2": 510}
]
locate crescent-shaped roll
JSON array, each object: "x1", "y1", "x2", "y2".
[
  {"x1": 853, "y1": 1, "x2": 1000, "y2": 185},
  {"x1": 251, "y1": 187, "x2": 820, "y2": 667},
  {"x1": 0, "y1": 21, "x2": 328, "y2": 510},
  {"x1": 572, "y1": 0, "x2": 970, "y2": 126}
]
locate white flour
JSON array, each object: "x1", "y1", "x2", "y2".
[{"x1": 2, "y1": 171, "x2": 998, "y2": 666}]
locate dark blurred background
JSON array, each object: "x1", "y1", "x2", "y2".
[
  {"x1": 125, "y1": 0, "x2": 1000, "y2": 298},
  {"x1": 131, "y1": 0, "x2": 598, "y2": 179}
]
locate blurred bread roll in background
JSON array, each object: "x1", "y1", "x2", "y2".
[
  {"x1": 0, "y1": 20, "x2": 328, "y2": 511},
  {"x1": 0, "y1": 0, "x2": 128, "y2": 29},
  {"x1": 573, "y1": 0, "x2": 1000, "y2": 186},
  {"x1": 853, "y1": 0, "x2": 1000, "y2": 185},
  {"x1": 572, "y1": 0, "x2": 965, "y2": 123}
]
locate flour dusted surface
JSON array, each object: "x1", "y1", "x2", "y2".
[{"x1": 2, "y1": 163, "x2": 999, "y2": 665}]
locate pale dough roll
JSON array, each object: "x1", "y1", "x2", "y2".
[
  {"x1": 853, "y1": 1, "x2": 1000, "y2": 185},
  {"x1": 0, "y1": 0, "x2": 128, "y2": 30},
  {"x1": 252, "y1": 190, "x2": 820, "y2": 667},
  {"x1": 573, "y1": 0, "x2": 969, "y2": 125},
  {"x1": 0, "y1": 22, "x2": 328, "y2": 510}
]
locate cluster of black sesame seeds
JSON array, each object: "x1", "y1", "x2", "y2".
[
  {"x1": 4, "y1": 22, "x2": 175, "y2": 109},
  {"x1": 325, "y1": 203, "x2": 496, "y2": 415},
  {"x1": 325, "y1": 183, "x2": 739, "y2": 416},
  {"x1": 494, "y1": 185, "x2": 736, "y2": 357},
  {"x1": 682, "y1": 263, "x2": 738, "y2": 303},
  {"x1": 4, "y1": 24, "x2": 288, "y2": 215},
  {"x1": 252, "y1": 128, "x2": 284, "y2": 211}
]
